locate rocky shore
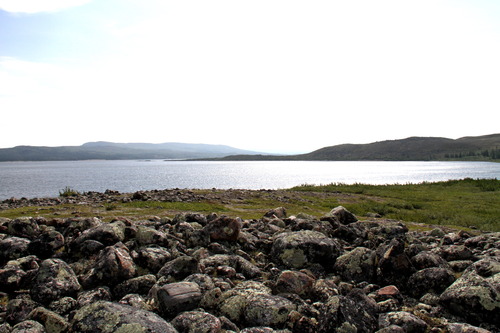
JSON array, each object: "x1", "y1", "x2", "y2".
[{"x1": 0, "y1": 191, "x2": 499, "y2": 332}]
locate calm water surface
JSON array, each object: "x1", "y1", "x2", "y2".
[{"x1": 0, "y1": 160, "x2": 498, "y2": 199}]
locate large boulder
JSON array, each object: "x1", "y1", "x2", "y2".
[
  {"x1": 440, "y1": 259, "x2": 500, "y2": 326},
  {"x1": 334, "y1": 247, "x2": 377, "y2": 283},
  {"x1": 270, "y1": 230, "x2": 342, "y2": 270},
  {"x1": 30, "y1": 259, "x2": 81, "y2": 304},
  {"x1": 407, "y1": 267, "x2": 456, "y2": 297},
  {"x1": 80, "y1": 243, "x2": 136, "y2": 288},
  {"x1": 325, "y1": 206, "x2": 358, "y2": 224},
  {"x1": 376, "y1": 238, "x2": 415, "y2": 289},
  {"x1": 70, "y1": 301, "x2": 178, "y2": 332}
]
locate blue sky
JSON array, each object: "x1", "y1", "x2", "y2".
[{"x1": 1, "y1": 0, "x2": 499, "y2": 153}]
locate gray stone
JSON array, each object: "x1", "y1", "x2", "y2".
[
  {"x1": 70, "y1": 301, "x2": 178, "y2": 332},
  {"x1": 30, "y1": 259, "x2": 81, "y2": 304},
  {"x1": 270, "y1": 230, "x2": 342, "y2": 270},
  {"x1": 334, "y1": 247, "x2": 377, "y2": 283},
  {"x1": 171, "y1": 311, "x2": 222, "y2": 333},
  {"x1": 378, "y1": 311, "x2": 427, "y2": 333}
]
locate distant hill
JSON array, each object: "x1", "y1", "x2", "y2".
[
  {"x1": 215, "y1": 134, "x2": 500, "y2": 161},
  {"x1": 0, "y1": 142, "x2": 264, "y2": 161}
]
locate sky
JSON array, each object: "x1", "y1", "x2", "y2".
[{"x1": 1, "y1": 0, "x2": 499, "y2": 154}]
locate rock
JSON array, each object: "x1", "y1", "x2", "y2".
[
  {"x1": 407, "y1": 267, "x2": 456, "y2": 297},
  {"x1": 325, "y1": 206, "x2": 358, "y2": 224},
  {"x1": 28, "y1": 230, "x2": 64, "y2": 259},
  {"x1": 28, "y1": 306, "x2": 69, "y2": 333},
  {"x1": 113, "y1": 274, "x2": 157, "y2": 299},
  {"x1": 171, "y1": 311, "x2": 222, "y2": 333},
  {"x1": 80, "y1": 243, "x2": 136, "y2": 288},
  {"x1": 157, "y1": 255, "x2": 199, "y2": 281},
  {"x1": 135, "y1": 246, "x2": 172, "y2": 273},
  {"x1": 410, "y1": 251, "x2": 451, "y2": 270},
  {"x1": 7, "y1": 218, "x2": 40, "y2": 239},
  {"x1": 48, "y1": 297, "x2": 77, "y2": 317},
  {"x1": 441, "y1": 245, "x2": 475, "y2": 261},
  {"x1": 270, "y1": 230, "x2": 342, "y2": 270},
  {"x1": 440, "y1": 268, "x2": 500, "y2": 325},
  {"x1": 378, "y1": 311, "x2": 427, "y2": 333},
  {"x1": 76, "y1": 287, "x2": 112, "y2": 308},
  {"x1": 376, "y1": 238, "x2": 415, "y2": 289},
  {"x1": 30, "y1": 259, "x2": 81, "y2": 304},
  {"x1": 318, "y1": 294, "x2": 378, "y2": 333},
  {"x1": 334, "y1": 247, "x2": 377, "y2": 283},
  {"x1": 264, "y1": 207, "x2": 287, "y2": 219},
  {"x1": 70, "y1": 301, "x2": 178, "y2": 332},
  {"x1": 154, "y1": 281, "x2": 202, "y2": 318},
  {"x1": 71, "y1": 221, "x2": 125, "y2": 249},
  {"x1": 274, "y1": 270, "x2": 315, "y2": 296},
  {"x1": 118, "y1": 294, "x2": 150, "y2": 310},
  {"x1": 135, "y1": 226, "x2": 170, "y2": 247},
  {"x1": 11, "y1": 320, "x2": 46, "y2": 333},
  {"x1": 0, "y1": 237, "x2": 30, "y2": 264},
  {"x1": 0, "y1": 266, "x2": 27, "y2": 293},
  {"x1": 447, "y1": 322, "x2": 492, "y2": 333},
  {"x1": 243, "y1": 293, "x2": 296, "y2": 328},
  {"x1": 6, "y1": 296, "x2": 38, "y2": 325},
  {"x1": 204, "y1": 216, "x2": 241, "y2": 242},
  {"x1": 200, "y1": 254, "x2": 261, "y2": 279}
]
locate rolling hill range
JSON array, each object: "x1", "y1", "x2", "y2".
[
  {"x1": 216, "y1": 134, "x2": 500, "y2": 161},
  {"x1": 0, "y1": 142, "x2": 264, "y2": 161}
]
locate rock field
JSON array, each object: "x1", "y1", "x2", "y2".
[{"x1": 0, "y1": 191, "x2": 499, "y2": 332}]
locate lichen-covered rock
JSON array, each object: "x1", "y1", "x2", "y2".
[
  {"x1": 334, "y1": 247, "x2": 376, "y2": 283},
  {"x1": 71, "y1": 221, "x2": 125, "y2": 249},
  {"x1": 157, "y1": 255, "x2": 199, "y2": 281},
  {"x1": 270, "y1": 230, "x2": 341, "y2": 270},
  {"x1": 407, "y1": 267, "x2": 456, "y2": 297},
  {"x1": 80, "y1": 243, "x2": 136, "y2": 288},
  {"x1": 200, "y1": 254, "x2": 261, "y2": 279},
  {"x1": 204, "y1": 216, "x2": 241, "y2": 242},
  {"x1": 325, "y1": 206, "x2": 358, "y2": 225},
  {"x1": 378, "y1": 311, "x2": 427, "y2": 333},
  {"x1": 317, "y1": 294, "x2": 377, "y2": 333},
  {"x1": 28, "y1": 230, "x2": 64, "y2": 259},
  {"x1": 76, "y1": 287, "x2": 112, "y2": 308},
  {"x1": 243, "y1": 293, "x2": 296, "y2": 328},
  {"x1": 135, "y1": 246, "x2": 172, "y2": 273},
  {"x1": 7, "y1": 218, "x2": 40, "y2": 239},
  {"x1": 446, "y1": 322, "x2": 492, "y2": 333},
  {"x1": 440, "y1": 269, "x2": 500, "y2": 325},
  {"x1": 135, "y1": 226, "x2": 170, "y2": 247},
  {"x1": 30, "y1": 259, "x2": 81, "y2": 304},
  {"x1": 28, "y1": 306, "x2": 69, "y2": 333},
  {"x1": 113, "y1": 274, "x2": 157, "y2": 299},
  {"x1": 376, "y1": 238, "x2": 415, "y2": 289},
  {"x1": 11, "y1": 320, "x2": 46, "y2": 333},
  {"x1": 0, "y1": 265, "x2": 27, "y2": 292},
  {"x1": 6, "y1": 296, "x2": 38, "y2": 325},
  {"x1": 171, "y1": 311, "x2": 222, "y2": 333},
  {"x1": 70, "y1": 301, "x2": 178, "y2": 332},
  {"x1": 410, "y1": 251, "x2": 451, "y2": 270},
  {"x1": 0, "y1": 237, "x2": 30, "y2": 264}
]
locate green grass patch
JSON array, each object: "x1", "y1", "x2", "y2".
[{"x1": 291, "y1": 178, "x2": 500, "y2": 232}]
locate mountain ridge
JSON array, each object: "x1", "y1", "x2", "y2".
[
  {"x1": 0, "y1": 142, "x2": 265, "y2": 161},
  {"x1": 213, "y1": 134, "x2": 500, "y2": 161}
]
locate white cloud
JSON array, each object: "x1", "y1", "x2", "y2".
[{"x1": 0, "y1": 0, "x2": 93, "y2": 14}]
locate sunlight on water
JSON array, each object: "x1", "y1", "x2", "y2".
[{"x1": 0, "y1": 160, "x2": 499, "y2": 199}]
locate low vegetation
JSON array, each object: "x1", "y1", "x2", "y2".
[
  {"x1": 292, "y1": 178, "x2": 500, "y2": 231},
  {"x1": 1, "y1": 179, "x2": 498, "y2": 232}
]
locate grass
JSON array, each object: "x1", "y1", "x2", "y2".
[
  {"x1": 1, "y1": 179, "x2": 498, "y2": 232},
  {"x1": 291, "y1": 178, "x2": 500, "y2": 231}
]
